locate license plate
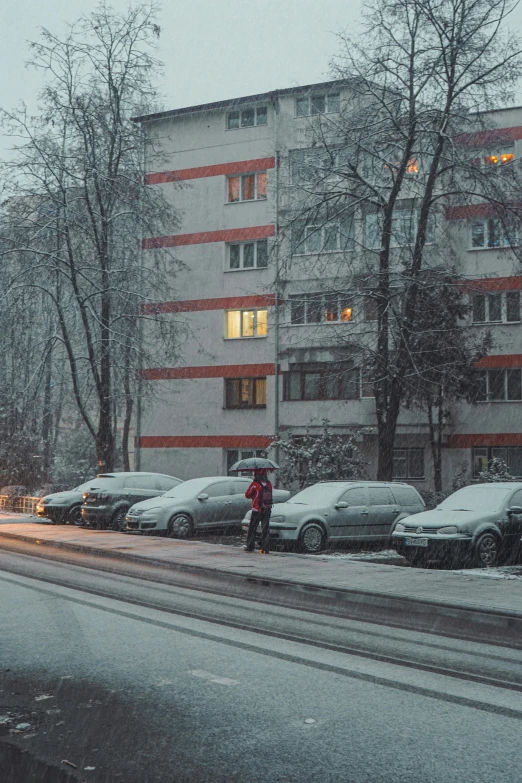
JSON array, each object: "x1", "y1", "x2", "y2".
[{"x1": 404, "y1": 538, "x2": 428, "y2": 548}]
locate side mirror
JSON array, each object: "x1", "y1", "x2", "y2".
[
  {"x1": 335, "y1": 501, "x2": 349, "y2": 509},
  {"x1": 197, "y1": 493, "x2": 209, "y2": 501},
  {"x1": 507, "y1": 505, "x2": 522, "y2": 516}
]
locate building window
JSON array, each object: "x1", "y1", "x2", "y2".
[
  {"x1": 291, "y1": 218, "x2": 355, "y2": 254},
  {"x1": 288, "y1": 292, "x2": 353, "y2": 325},
  {"x1": 470, "y1": 218, "x2": 517, "y2": 248},
  {"x1": 225, "y1": 377, "x2": 267, "y2": 409},
  {"x1": 295, "y1": 92, "x2": 340, "y2": 117},
  {"x1": 392, "y1": 449, "x2": 425, "y2": 480},
  {"x1": 473, "y1": 446, "x2": 522, "y2": 478},
  {"x1": 365, "y1": 210, "x2": 434, "y2": 248},
  {"x1": 475, "y1": 368, "x2": 522, "y2": 401},
  {"x1": 228, "y1": 172, "x2": 267, "y2": 202},
  {"x1": 472, "y1": 291, "x2": 520, "y2": 323},
  {"x1": 483, "y1": 148, "x2": 514, "y2": 167},
  {"x1": 225, "y1": 309, "x2": 268, "y2": 339},
  {"x1": 290, "y1": 148, "x2": 341, "y2": 183},
  {"x1": 226, "y1": 448, "x2": 267, "y2": 474},
  {"x1": 228, "y1": 240, "x2": 268, "y2": 270},
  {"x1": 283, "y1": 365, "x2": 360, "y2": 401},
  {"x1": 227, "y1": 106, "x2": 268, "y2": 129}
]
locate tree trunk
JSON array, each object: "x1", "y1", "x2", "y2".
[
  {"x1": 41, "y1": 350, "x2": 53, "y2": 481},
  {"x1": 121, "y1": 349, "x2": 133, "y2": 472}
]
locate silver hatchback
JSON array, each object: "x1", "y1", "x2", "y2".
[{"x1": 242, "y1": 481, "x2": 425, "y2": 553}]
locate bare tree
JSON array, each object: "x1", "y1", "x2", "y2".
[
  {"x1": 281, "y1": 0, "x2": 522, "y2": 479},
  {"x1": 1, "y1": 3, "x2": 183, "y2": 472}
]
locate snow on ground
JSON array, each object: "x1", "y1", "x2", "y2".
[
  {"x1": 451, "y1": 565, "x2": 522, "y2": 580},
  {"x1": 317, "y1": 549, "x2": 404, "y2": 561}
]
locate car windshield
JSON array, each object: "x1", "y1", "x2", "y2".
[
  {"x1": 437, "y1": 485, "x2": 512, "y2": 513},
  {"x1": 287, "y1": 484, "x2": 346, "y2": 506},
  {"x1": 163, "y1": 479, "x2": 213, "y2": 499}
]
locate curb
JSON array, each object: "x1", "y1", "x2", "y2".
[{"x1": 1, "y1": 529, "x2": 522, "y2": 648}]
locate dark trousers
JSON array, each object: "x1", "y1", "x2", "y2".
[{"x1": 246, "y1": 508, "x2": 271, "y2": 552}]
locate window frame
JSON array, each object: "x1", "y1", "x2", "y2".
[
  {"x1": 224, "y1": 308, "x2": 268, "y2": 339},
  {"x1": 473, "y1": 446, "x2": 522, "y2": 478},
  {"x1": 283, "y1": 365, "x2": 361, "y2": 402},
  {"x1": 471, "y1": 291, "x2": 520, "y2": 324},
  {"x1": 469, "y1": 217, "x2": 518, "y2": 250},
  {"x1": 295, "y1": 92, "x2": 341, "y2": 117},
  {"x1": 226, "y1": 239, "x2": 268, "y2": 271},
  {"x1": 288, "y1": 292, "x2": 354, "y2": 325},
  {"x1": 224, "y1": 377, "x2": 267, "y2": 409},
  {"x1": 291, "y1": 218, "x2": 355, "y2": 254},
  {"x1": 475, "y1": 368, "x2": 522, "y2": 402},
  {"x1": 392, "y1": 448, "x2": 425, "y2": 480},
  {"x1": 226, "y1": 106, "x2": 268, "y2": 130},
  {"x1": 364, "y1": 209, "x2": 435, "y2": 249},
  {"x1": 227, "y1": 171, "x2": 267, "y2": 203}
]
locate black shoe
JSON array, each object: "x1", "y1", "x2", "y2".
[{"x1": 243, "y1": 546, "x2": 255, "y2": 552}]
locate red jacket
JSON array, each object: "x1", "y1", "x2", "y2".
[{"x1": 245, "y1": 478, "x2": 273, "y2": 512}]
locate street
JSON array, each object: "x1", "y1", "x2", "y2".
[{"x1": 1, "y1": 548, "x2": 521, "y2": 782}]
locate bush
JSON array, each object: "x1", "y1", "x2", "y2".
[
  {"x1": 52, "y1": 428, "x2": 98, "y2": 487},
  {"x1": 272, "y1": 419, "x2": 367, "y2": 490}
]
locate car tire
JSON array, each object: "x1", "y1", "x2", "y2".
[
  {"x1": 110, "y1": 507, "x2": 129, "y2": 532},
  {"x1": 168, "y1": 513, "x2": 194, "y2": 539},
  {"x1": 474, "y1": 532, "x2": 499, "y2": 568},
  {"x1": 68, "y1": 506, "x2": 84, "y2": 526},
  {"x1": 298, "y1": 523, "x2": 325, "y2": 554}
]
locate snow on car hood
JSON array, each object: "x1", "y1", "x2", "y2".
[
  {"x1": 129, "y1": 496, "x2": 180, "y2": 512},
  {"x1": 402, "y1": 508, "x2": 497, "y2": 530},
  {"x1": 41, "y1": 490, "x2": 84, "y2": 503}
]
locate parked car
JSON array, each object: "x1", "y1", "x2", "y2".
[
  {"x1": 36, "y1": 479, "x2": 109, "y2": 525},
  {"x1": 125, "y1": 476, "x2": 290, "y2": 537},
  {"x1": 241, "y1": 481, "x2": 425, "y2": 553},
  {"x1": 392, "y1": 482, "x2": 522, "y2": 568},
  {"x1": 81, "y1": 472, "x2": 182, "y2": 531}
]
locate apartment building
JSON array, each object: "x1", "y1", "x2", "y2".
[{"x1": 132, "y1": 81, "x2": 522, "y2": 490}]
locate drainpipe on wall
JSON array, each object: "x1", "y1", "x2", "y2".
[
  {"x1": 135, "y1": 125, "x2": 146, "y2": 471},
  {"x1": 272, "y1": 94, "x2": 280, "y2": 477}
]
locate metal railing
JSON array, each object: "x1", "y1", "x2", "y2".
[{"x1": 0, "y1": 495, "x2": 41, "y2": 515}]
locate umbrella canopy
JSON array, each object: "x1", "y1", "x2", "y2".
[{"x1": 229, "y1": 457, "x2": 279, "y2": 472}]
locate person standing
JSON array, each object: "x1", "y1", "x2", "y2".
[{"x1": 244, "y1": 469, "x2": 273, "y2": 554}]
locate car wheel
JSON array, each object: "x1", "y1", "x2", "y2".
[
  {"x1": 474, "y1": 533, "x2": 499, "y2": 568},
  {"x1": 168, "y1": 513, "x2": 194, "y2": 539},
  {"x1": 110, "y1": 507, "x2": 129, "y2": 532},
  {"x1": 68, "y1": 506, "x2": 84, "y2": 526},
  {"x1": 298, "y1": 523, "x2": 325, "y2": 554}
]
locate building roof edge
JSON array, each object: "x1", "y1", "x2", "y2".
[{"x1": 131, "y1": 79, "x2": 352, "y2": 123}]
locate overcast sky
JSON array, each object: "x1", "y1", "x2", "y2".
[{"x1": 1, "y1": 0, "x2": 361, "y2": 119}]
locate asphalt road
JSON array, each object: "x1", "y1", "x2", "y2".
[{"x1": 1, "y1": 550, "x2": 521, "y2": 783}]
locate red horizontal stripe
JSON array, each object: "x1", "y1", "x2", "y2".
[
  {"x1": 455, "y1": 126, "x2": 522, "y2": 148},
  {"x1": 475, "y1": 354, "x2": 522, "y2": 369},
  {"x1": 143, "y1": 225, "x2": 275, "y2": 250},
  {"x1": 141, "y1": 363, "x2": 276, "y2": 380},
  {"x1": 140, "y1": 435, "x2": 273, "y2": 449},
  {"x1": 464, "y1": 276, "x2": 522, "y2": 291},
  {"x1": 446, "y1": 433, "x2": 522, "y2": 448},
  {"x1": 143, "y1": 294, "x2": 275, "y2": 315},
  {"x1": 146, "y1": 157, "x2": 275, "y2": 185},
  {"x1": 446, "y1": 202, "x2": 522, "y2": 220}
]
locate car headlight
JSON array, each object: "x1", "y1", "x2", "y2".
[
  {"x1": 438, "y1": 526, "x2": 459, "y2": 535},
  {"x1": 270, "y1": 515, "x2": 286, "y2": 524},
  {"x1": 394, "y1": 523, "x2": 405, "y2": 532}
]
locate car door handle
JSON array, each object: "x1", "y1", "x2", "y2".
[{"x1": 361, "y1": 511, "x2": 369, "y2": 516}]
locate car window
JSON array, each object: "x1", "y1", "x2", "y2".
[
  {"x1": 232, "y1": 479, "x2": 251, "y2": 495},
  {"x1": 205, "y1": 481, "x2": 232, "y2": 498},
  {"x1": 438, "y1": 485, "x2": 511, "y2": 512},
  {"x1": 509, "y1": 490, "x2": 522, "y2": 507},
  {"x1": 391, "y1": 486, "x2": 423, "y2": 507},
  {"x1": 82, "y1": 477, "x2": 120, "y2": 491},
  {"x1": 288, "y1": 484, "x2": 348, "y2": 506},
  {"x1": 368, "y1": 486, "x2": 395, "y2": 505},
  {"x1": 339, "y1": 487, "x2": 367, "y2": 506},
  {"x1": 156, "y1": 476, "x2": 182, "y2": 491},
  {"x1": 123, "y1": 476, "x2": 158, "y2": 490}
]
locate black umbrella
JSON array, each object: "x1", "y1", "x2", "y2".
[{"x1": 229, "y1": 457, "x2": 279, "y2": 472}]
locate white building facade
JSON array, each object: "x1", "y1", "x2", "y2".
[{"x1": 133, "y1": 82, "x2": 522, "y2": 491}]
